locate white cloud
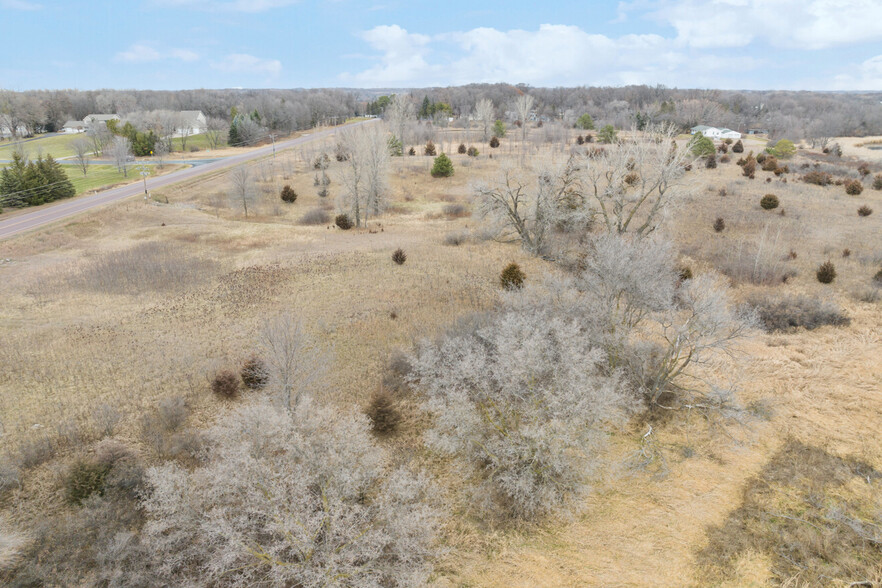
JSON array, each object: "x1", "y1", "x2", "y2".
[
  {"x1": 115, "y1": 44, "x2": 163, "y2": 63},
  {"x1": 169, "y1": 48, "x2": 200, "y2": 62},
  {"x1": 343, "y1": 23, "x2": 757, "y2": 88},
  {"x1": 833, "y1": 54, "x2": 882, "y2": 90},
  {"x1": 115, "y1": 44, "x2": 201, "y2": 63},
  {"x1": 652, "y1": 0, "x2": 882, "y2": 50},
  {"x1": 0, "y1": 0, "x2": 41, "y2": 9},
  {"x1": 211, "y1": 53, "x2": 282, "y2": 75}
]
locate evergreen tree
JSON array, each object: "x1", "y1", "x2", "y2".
[
  {"x1": 430, "y1": 153, "x2": 454, "y2": 177},
  {"x1": 576, "y1": 113, "x2": 595, "y2": 130},
  {"x1": 689, "y1": 132, "x2": 715, "y2": 157},
  {"x1": 598, "y1": 124, "x2": 618, "y2": 144},
  {"x1": 0, "y1": 153, "x2": 29, "y2": 207}
]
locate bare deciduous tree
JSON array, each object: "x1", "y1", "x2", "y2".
[
  {"x1": 71, "y1": 137, "x2": 92, "y2": 176},
  {"x1": 384, "y1": 94, "x2": 414, "y2": 148},
  {"x1": 87, "y1": 123, "x2": 112, "y2": 156},
  {"x1": 228, "y1": 165, "x2": 256, "y2": 217},
  {"x1": 514, "y1": 93, "x2": 535, "y2": 145},
  {"x1": 337, "y1": 124, "x2": 390, "y2": 227},
  {"x1": 474, "y1": 98, "x2": 494, "y2": 142},
  {"x1": 575, "y1": 234, "x2": 757, "y2": 407},
  {"x1": 473, "y1": 156, "x2": 582, "y2": 256},
  {"x1": 138, "y1": 400, "x2": 440, "y2": 586},
  {"x1": 258, "y1": 314, "x2": 324, "y2": 412},
  {"x1": 410, "y1": 297, "x2": 634, "y2": 519},
  {"x1": 581, "y1": 124, "x2": 693, "y2": 237},
  {"x1": 153, "y1": 140, "x2": 169, "y2": 169},
  {"x1": 109, "y1": 136, "x2": 132, "y2": 177},
  {"x1": 203, "y1": 116, "x2": 227, "y2": 150}
]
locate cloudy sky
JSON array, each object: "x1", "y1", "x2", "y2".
[{"x1": 2, "y1": 0, "x2": 881, "y2": 90}]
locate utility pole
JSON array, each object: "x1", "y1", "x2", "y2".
[{"x1": 137, "y1": 162, "x2": 150, "y2": 201}]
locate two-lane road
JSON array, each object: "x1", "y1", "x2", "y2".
[{"x1": 0, "y1": 120, "x2": 373, "y2": 240}]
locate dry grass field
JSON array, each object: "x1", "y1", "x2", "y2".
[{"x1": 1, "y1": 128, "x2": 880, "y2": 586}]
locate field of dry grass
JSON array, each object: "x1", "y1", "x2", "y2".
[{"x1": 1, "y1": 129, "x2": 880, "y2": 586}]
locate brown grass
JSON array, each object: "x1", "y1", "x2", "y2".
[{"x1": 1, "y1": 130, "x2": 881, "y2": 586}]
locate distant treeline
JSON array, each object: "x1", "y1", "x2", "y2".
[{"x1": 2, "y1": 84, "x2": 881, "y2": 146}]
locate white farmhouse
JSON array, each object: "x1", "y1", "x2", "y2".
[
  {"x1": 175, "y1": 110, "x2": 206, "y2": 136},
  {"x1": 83, "y1": 114, "x2": 121, "y2": 128},
  {"x1": 690, "y1": 125, "x2": 741, "y2": 140}
]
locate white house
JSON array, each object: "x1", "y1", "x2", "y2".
[
  {"x1": 83, "y1": 114, "x2": 121, "y2": 128},
  {"x1": 690, "y1": 125, "x2": 741, "y2": 140},
  {"x1": 0, "y1": 123, "x2": 29, "y2": 138},
  {"x1": 62, "y1": 120, "x2": 86, "y2": 134},
  {"x1": 174, "y1": 110, "x2": 206, "y2": 136}
]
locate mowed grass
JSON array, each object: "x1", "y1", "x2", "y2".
[
  {"x1": 60, "y1": 163, "x2": 187, "y2": 195},
  {"x1": 62, "y1": 164, "x2": 138, "y2": 194},
  {"x1": 0, "y1": 128, "x2": 880, "y2": 586},
  {"x1": 0, "y1": 133, "x2": 83, "y2": 159},
  {"x1": 170, "y1": 132, "x2": 226, "y2": 153}
]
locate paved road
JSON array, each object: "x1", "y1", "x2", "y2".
[{"x1": 0, "y1": 121, "x2": 372, "y2": 240}]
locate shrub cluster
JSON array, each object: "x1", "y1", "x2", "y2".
[
  {"x1": 844, "y1": 179, "x2": 863, "y2": 195},
  {"x1": 858, "y1": 205, "x2": 873, "y2": 217},
  {"x1": 280, "y1": 185, "x2": 297, "y2": 203},
  {"x1": 457, "y1": 143, "x2": 466, "y2": 154},
  {"x1": 300, "y1": 207, "x2": 330, "y2": 225},
  {"x1": 467, "y1": 146, "x2": 479, "y2": 157},
  {"x1": 749, "y1": 294, "x2": 850, "y2": 332},
  {"x1": 489, "y1": 136, "x2": 500, "y2": 148},
  {"x1": 803, "y1": 170, "x2": 833, "y2": 186},
  {"x1": 816, "y1": 261, "x2": 837, "y2": 284},
  {"x1": 211, "y1": 370, "x2": 240, "y2": 398},
  {"x1": 424, "y1": 141, "x2": 437, "y2": 156},
  {"x1": 241, "y1": 356, "x2": 268, "y2": 389},
  {"x1": 500, "y1": 262, "x2": 525, "y2": 290},
  {"x1": 713, "y1": 217, "x2": 725, "y2": 232},
  {"x1": 760, "y1": 194, "x2": 779, "y2": 210},
  {"x1": 366, "y1": 390, "x2": 401, "y2": 434},
  {"x1": 335, "y1": 213, "x2": 353, "y2": 230},
  {"x1": 391, "y1": 248, "x2": 407, "y2": 265},
  {"x1": 873, "y1": 173, "x2": 882, "y2": 190}
]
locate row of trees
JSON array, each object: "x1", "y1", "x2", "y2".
[
  {"x1": 356, "y1": 84, "x2": 882, "y2": 142},
  {"x1": 0, "y1": 153, "x2": 75, "y2": 209},
  {"x1": 0, "y1": 88, "x2": 357, "y2": 139}
]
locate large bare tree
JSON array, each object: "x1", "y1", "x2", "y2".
[
  {"x1": 109, "y1": 136, "x2": 132, "y2": 177},
  {"x1": 203, "y1": 116, "x2": 227, "y2": 150},
  {"x1": 514, "y1": 93, "x2": 535, "y2": 145},
  {"x1": 474, "y1": 98, "x2": 494, "y2": 142},
  {"x1": 384, "y1": 94, "x2": 414, "y2": 148},
  {"x1": 337, "y1": 124, "x2": 390, "y2": 227},
  {"x1": 228, "y1": 165, "x2": 256, "y2": 217},
  {"x1": 71, "y1": 137, "x2": 92, "y2": 176}
]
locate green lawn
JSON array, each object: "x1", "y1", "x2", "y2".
[
  {"x1": 0, "y1": 133, "x2": 84, "y2": 160},
  {"x1": 61, "y1": 164, "x2": 186, "y2": 195},
  {"x1": 62, "y1": 164, "x2": 137, "y2": 195},
  {"x1": 170, "y1": 132, "x2": 227, "y2": 153}
]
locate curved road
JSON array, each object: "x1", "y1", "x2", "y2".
[{"x1": 0, "y1": 120, "x2": 373, "y2": 240}]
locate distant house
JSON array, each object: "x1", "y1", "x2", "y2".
[
  {"x1": 62, "y1": 120, "x2": 86, "y2": 134},
  {"x1": 746, "y1": 128, "x2": 768, "y2": 135},
  {"x1": 690, "y1": 125, "x2": 741, "y2": 140},
  {"x1": 0, "y1": 123, "x2": 29, "y2": 138},
  {"x1": 175, "y1": 110, "x2": 206, "y2": 136},
  {"x1": 83, "y1": 114, "x2": 121, "y2": 128}
]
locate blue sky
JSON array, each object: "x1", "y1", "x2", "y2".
[{"x1": 2, "y1": 0, "x2": 881, "y2": 91}]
